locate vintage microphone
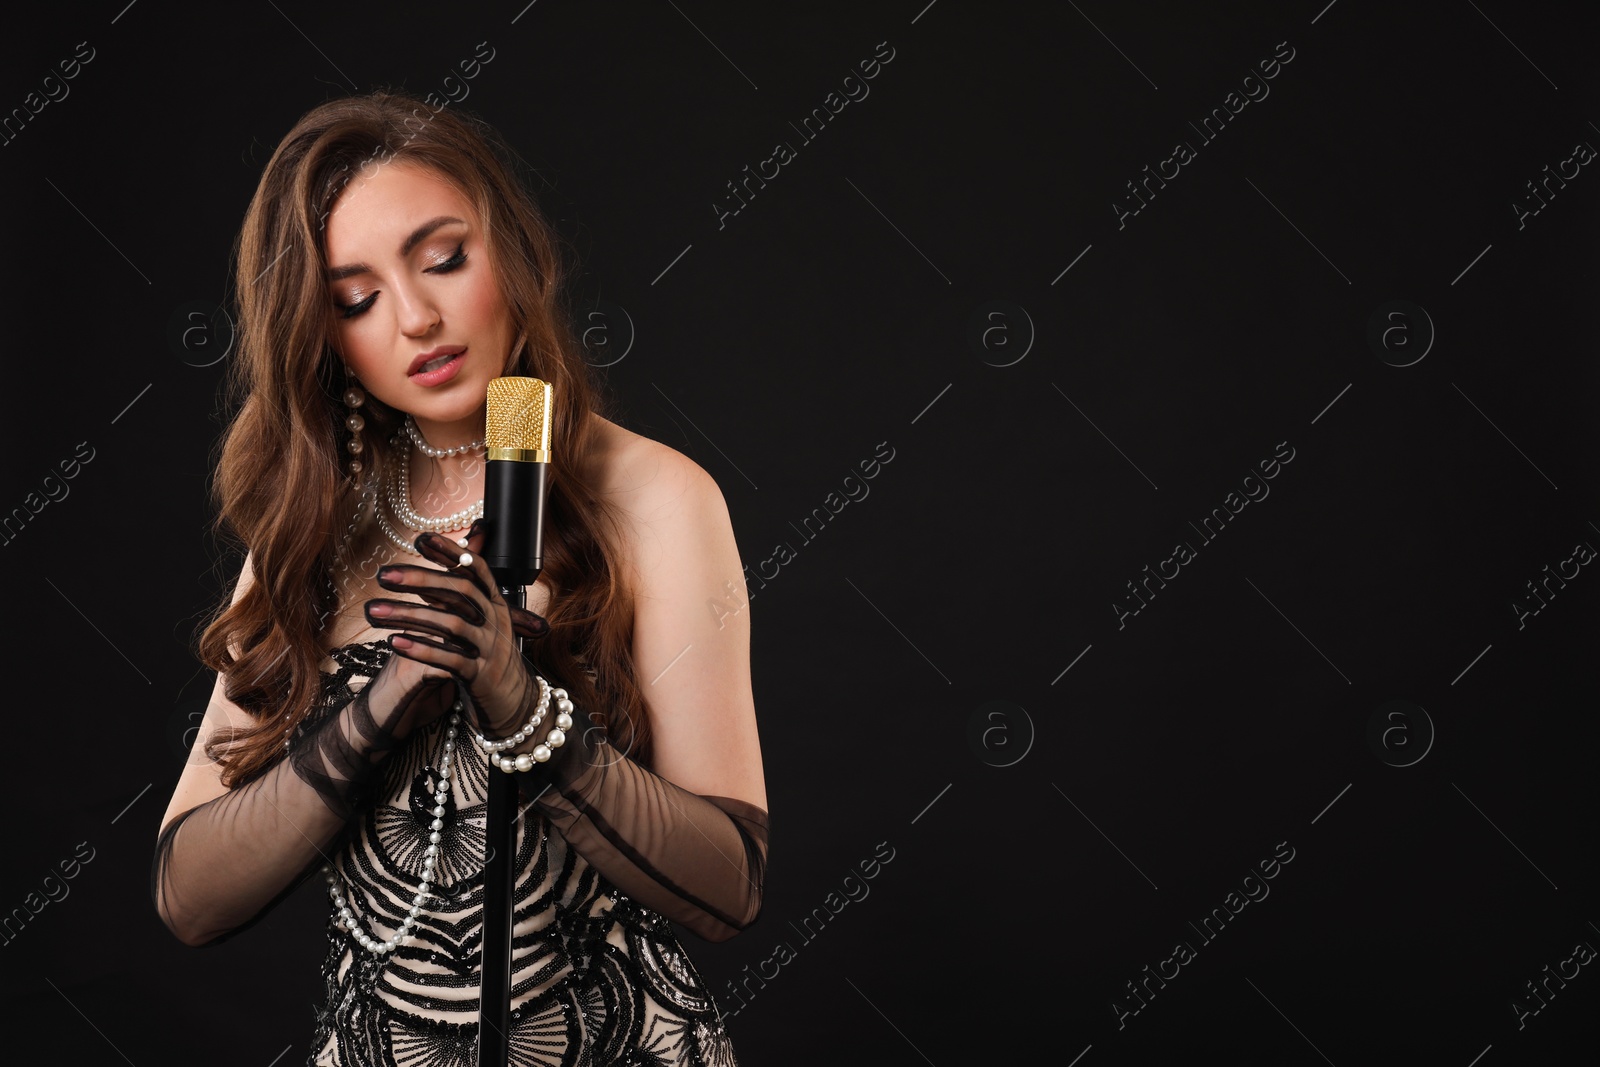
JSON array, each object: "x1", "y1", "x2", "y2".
[{"x1": 477, "y1": 376, "x2": 552, "y2": 1067}]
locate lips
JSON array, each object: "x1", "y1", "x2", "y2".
[{"x1": 408, "y1": 345, "x2": 466, "y2": 376}]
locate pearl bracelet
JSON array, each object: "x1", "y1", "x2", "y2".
[
  {"x1": 487, "y1": 686, "x2": 576, "y2": 773},
  {"x1": 472, "y1": 675, "x2": 551, "y2": 754}
]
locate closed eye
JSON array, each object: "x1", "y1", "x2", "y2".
[
  {"x1": 429, "y1": 243, "x2": 468, "y2": 273},
  {"x1": 334, "y1": 244, "x2": 468, "y2": 319}
]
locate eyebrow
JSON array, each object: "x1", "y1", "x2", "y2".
[{"x1": 326, "y1": 215, "x2": 466, "y2": 281}]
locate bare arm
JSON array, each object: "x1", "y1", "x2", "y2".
[{"x1": 517, "y1": 444, "x2": 769, "y2": 941}]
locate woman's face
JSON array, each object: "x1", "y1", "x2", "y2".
[{"x1": 323, "y1": 160, "x2": 513, "y2": 439}]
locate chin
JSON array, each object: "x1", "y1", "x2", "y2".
[{"x1": 416, "y1": 393, "x2": 488, "y2": 422}]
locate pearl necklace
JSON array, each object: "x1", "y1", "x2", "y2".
[
  {"x1": 378, "y1": 437, "x2": 485, "y2": 555},
  {"x1": 324, "y1": 703, "x2": 463, "y2": 956},
  {"x1": 405, "y1": 413, "x2": 485, "y2": 458},
  {"x1": 388, "y1": 435, "x2": 485, "y2": 532},
  {"x1": 375, "y1": 496, "x2": 426, "y2": 556}
]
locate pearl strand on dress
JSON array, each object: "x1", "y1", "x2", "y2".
[{"x1": 325, "y1": 703, "x2": 462, "y2": 956}]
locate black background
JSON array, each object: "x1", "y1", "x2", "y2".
[{"x1": 2, "y1": 1, "x2": 1597, "y2": 1063}]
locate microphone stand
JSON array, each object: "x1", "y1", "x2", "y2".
[
  {"x1": 478, "y1": 580, "x2": 523, "y2": 1067},
  {"x1": 476, "y1": 376, "x2": 553, "y2": 1065}
]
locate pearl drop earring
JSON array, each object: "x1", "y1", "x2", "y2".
[{"x1": 342, "y1": 372, "x2": 367, "y2": 481}]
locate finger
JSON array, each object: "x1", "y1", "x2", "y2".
[
  {"x1": 456, "y1": 522, "x2": 546, "y2": 634},
  {"x1": 370, "y1": 575, "x2": 487, "y2": 626},
  {"x1": 414, "y1": 531, "x2": 497, "y2": 602},
  {"x1": 387, "y1": 629, "x2": 478, "y2": 667},
  {"x1": 365, "y1": 600, "x2": 483, "y2": 657},
  {"x1": 510, "y1": 606, "x2": 550, "y2": 638},
  {"x1": 376, "y1": 563, "x2": 492, "y2": 624}
]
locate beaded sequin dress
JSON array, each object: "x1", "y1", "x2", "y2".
[{"x1": 304, "y1": 641, "x2": 743, "y2": 1067}]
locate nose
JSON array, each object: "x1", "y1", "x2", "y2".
[{"x1": 394, "y1": 284, "x2": 441, "y2": 338}]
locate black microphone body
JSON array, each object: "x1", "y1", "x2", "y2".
[{"x1": 482, "y1": 457, "x2": 546, "y2": 587}]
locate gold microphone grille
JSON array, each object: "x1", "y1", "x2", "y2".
[{"x1": 485, "y1": 377, "x2": 552, "y2": 457}]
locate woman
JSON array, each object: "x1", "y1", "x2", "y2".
[{"x1": 151, "y1": 91, "x2": 769, "y2": 1066}]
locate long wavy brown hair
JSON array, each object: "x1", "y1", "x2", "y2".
[{"x1": 197, "y1": 90, "x2": 646, "y2": 787}]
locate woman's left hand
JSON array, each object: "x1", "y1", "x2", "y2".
[{"x1": 365, "y1": 519, "x2": 551, "y2": 737}]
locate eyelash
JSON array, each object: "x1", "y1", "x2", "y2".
[{"x1": 336, "y1": 243, "x2": 468, "y2": 319}]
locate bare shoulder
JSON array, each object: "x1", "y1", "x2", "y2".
[
  {"x1": 583, "y1": 413, "x2": 734, "y2": 593},
  {"x1": 586, "y1": 412, "x2": 722, "y2": 515}
]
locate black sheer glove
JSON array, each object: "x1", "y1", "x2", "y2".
[
  {"x1": 152, "y1": 579, "x2": 466, "y2": 948},
  {"x1": 366, "y1": 521, "x2": 550, "y2": 740},
  {"x1": 516, "y1": 703, "x2": 770, "y2": 944}
]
